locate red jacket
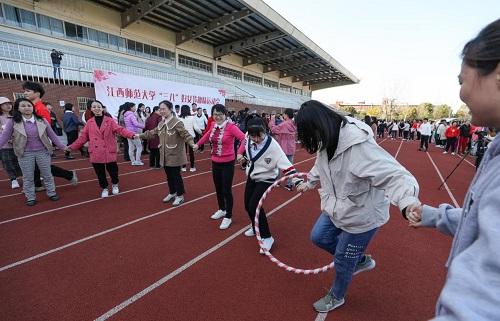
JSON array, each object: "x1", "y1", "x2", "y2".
[
  {"x1": 70, "y1": 116, "x2": 134, "y2": 163},
  {"x1": 144, "y1": 113, "x2": 161, "y2": 149},
  {"x1": 445, "y1": 126, "x2": 460, "y2": 138},
  {"x1": 34, "y1": 100, "x2": 51, "y2": 125}
]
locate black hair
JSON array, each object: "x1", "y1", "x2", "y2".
[
  {"x1": 152, "y1": 106, "x2": 159, "y2": 112},
  {"x1": 284, "y1": 108, "x2": 294, "y2": 119},
  {"x1": 364, "y1": 115, "x2": 372, "y2": 125},
  {"x1": 12, "y1": 98, "x2": 42, "y2": 123},
  {"x1": 122, "y1": 102, "x2": 135, "y2": 113},
  {"x1": 86, "y1": 100, "x2": 93, "y2": 110},
  {"x1": 174, "y1": 104, "x2": 180, "y2": 109},
  {"x1": 246, "y1": 116, "x2": 266, "y2": 137},
  {"x1": 180, "y1": 105, "x2": 191, "y2": 118},
  {"x1": 145, "y1": 106, "x2": 151, "y2": 113},
  {"x1": 64, "y1": 103, "x2": 73, "y2": 111},
  {"x1": 212, "y1": 104, "x2": 227, "y2": 115},
  {"x1": 159, "y1": 100, "x2": 173, "y2": 110},
  {"x1": 138, "y1": 103, "x2": 145, "y2": 108},
  {"x1": 22, "y1": 81, "x2": 45, "y2": 98},
  {"x1": 295, "y1": 100, "x2": 347, "y2": 160},
  {"x1": 462, "y1": 19, "x2": 500, "y2": 76}
]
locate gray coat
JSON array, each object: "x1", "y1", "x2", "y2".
[{"x1": 422, "y1": 136, "x2": 500, "y2": 320}]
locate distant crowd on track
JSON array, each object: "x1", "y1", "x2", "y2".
[{"x1": 1, "y1": 18, "x2": 499, "y2": 321}]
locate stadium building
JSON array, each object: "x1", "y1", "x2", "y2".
[{"x1": 0, "y1": 0, "x2": 358, "y2": 117}]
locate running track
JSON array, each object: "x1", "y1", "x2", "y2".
[{"x1": 0, "y1": 138, "x2": 475, "y2": 321}]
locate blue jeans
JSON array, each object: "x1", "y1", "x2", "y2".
[
  {"x1": 311, "y1": 212, "x2": 378, "y2": 299},
  {"x1": 53, "y1": 63, "x2": 61, "y2": 79}
]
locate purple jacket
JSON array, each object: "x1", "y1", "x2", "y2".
[
  {"x1": 124, "y1": 111, "x2": 144, "y2": 134},
  {"x1": 270, "y1": 119, "x2": 297, "y2": 156}
]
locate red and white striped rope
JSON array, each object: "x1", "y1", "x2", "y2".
[{"x1": 254, "y1": 172, "x2": 335, "y2": 274}]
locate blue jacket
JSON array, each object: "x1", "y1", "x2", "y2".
[
  {"x1": 62, "y1": 111, "x2": 83, "y2": 133},
  {"x1": 422, "y1": 136, "x2": 500, "y2": 320}
]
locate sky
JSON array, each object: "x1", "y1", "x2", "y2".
[{"x1": 263, "y1": 0, "x2": 500, "y2": 110}]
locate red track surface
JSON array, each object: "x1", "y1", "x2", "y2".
[{"x1": 0, "y1": 138, "x2": 474, "y2": 321}]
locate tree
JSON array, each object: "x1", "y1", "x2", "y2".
[
  {"x1": 341, "y1": 105, "x2": 358, "y2": 115},
  {"x1": 366, "y1": 106, "x2": 382, "y2": 118},
  {"x1": 417, "y1": 103, "x2": 434, "y2": 119},
  {"x1": 433, "y1": 104, "x2": 452, "y2": 119},
  {"x1": 455, "y1": 104, "x2": 470, "y2": 120}
]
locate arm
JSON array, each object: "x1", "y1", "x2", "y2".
[
  {"x1": 175, "y1": 121, "x2": 194, "y2": 146},
  {"x1": 197, "y1": 123, "x2": 213, "y2": 146},
  {"x1": 139, "y1": 127, "x2": 159, "y2": 140},
  {"x1": 351, "y1": 140, "x2": 420, "y2": 211},
  {"x1": 420, "y1": 204, "x2": 462, "y2": 236},
  {"x1": 306, "y1": 156, "x2": 321, "y2": 189},
  {"x1": 0, "y1": 119, "x2": 14, "y2": 148},
  {"x1": 69, "y1": 123, "x2": 90, "y2": 151},
  {"x1": 274, "y1": 144, "x2": 303, "y2": 186},
  {"x1": 111, "y1": 120, "x2": 135, "y2": 139},
  {"x1": 130, "y1": 114, "x2": 145, "y2": 129},
  {"x1": 45, "y1": 121, "x2": 66, "y2": 150}
]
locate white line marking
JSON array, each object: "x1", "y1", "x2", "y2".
[
  {"x1": 94, "y1": 193, "x2": 302, "y2": 321},
  {"x1": 0, "y1": 170, "x2": 209, "y2": 224},
  {"x1": 0, "y1": 157, "x2": 315, "y2": 271},
  {"x1": 425, "y1": 152, "x2": 460, "y2": 207},
  {"x1": 395, "y1": 139, "x2": 404, "y2": 159},
  {"x1": 452, "y1": 154, "x2": 476, "y2": 168}
]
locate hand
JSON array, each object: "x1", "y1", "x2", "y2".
[
  {"x1": 64, "y1": 146, "x2": 72, "y2": 152},
  {"x1": 236, "y1": 154, "x2": 244, "y2": 164},
  {"x1": 193, "y1": 144, "x2": 199, "y2": 152},
  {"x1": 406, "y1": 202, "x2": 423, "y2": 227},
  {"x1": 134, "y1": 134, "x2": 141, "y2": 140},
  {"x1": 296, "y1": 182, "x2": 310, "y2": 193}
]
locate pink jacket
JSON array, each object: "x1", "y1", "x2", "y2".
[
  {"x1": 269, "y1": 119, "x2": 297, "y2": 156},
  {"x1": 198, "y1": 121, "x2": 245, "y2": 163},
  {"x1": 70, "y1": 116, "x2": 134, "y2": 163}
]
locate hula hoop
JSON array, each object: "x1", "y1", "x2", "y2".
[{"x1": 254, "y1": 172, "x2": 335, "y2": 274}]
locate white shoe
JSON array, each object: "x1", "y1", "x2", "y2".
[
  {"x1": 131, "y1": 161, "x2": 138, "y2": 166},
  {"x1": 189, "y1": 167, "x2": 196, "y2": 172},
  {"x1": 162, "y1": 193, "x2": 176, "y2": 203},
  {"x1": 172, "y1": 195, "x2": 184, "y2": 206},
  {"x1": 219, "y1": 217, "x2": 232, "y2": 229},
  {"x1": 259, "y1": 237, "x2": 275, "y2": 254},
  {"x1": 181, "y1": 167, "x2": 187, "y2": 172},
  {"x1": 451, "y1": 152, "x2": 456, "y2": 155},
  {"x1": 112, "y1": 184, "x2": 119, "y2": 195},
  {"x1": 136, "y1": 161, "x2": 144, "y2": 165},
  {"x1": 11, "y1": 179, "x2": 20, "y2": 189},
  {"x1": 244, "y1": 228, "x2": 255, "y2": 237},
  {"x1": 71, "y1": 170, "x2": 78, "y2": 186},
  {"x1": 101, "y1": 188, "x2": 109, "y2": 198},
  {"x1": 443, "y1": 151, "x2": 448, "y2": 154},
  {"x1": 210, "y1": 209, "x2": 226, "y2": 220}
]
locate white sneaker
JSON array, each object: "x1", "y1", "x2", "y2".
[
  {"x1": 172, "y1": 195, "x2": 184, "y2": 206},
  {"x1": 451, "y1": 152, "x2": 456, "y2": 155},
  {"x1": 162, "y1": 193, "x2": 176, "y2": 203},
  {"x1": 210, "y1": 209, "x2": 226, "y2": 220},
  {"x1": 131, "y1": 161, "x2": 138, "y2": 166},
  {"x1": 136, "y1": 161, "x2": 144, "y2": 165},
  {"x1": 443, "y1": 151, "x2": 448, "y2": 154},
  {"x1": 112, "y1": 184, "x2": 119, "y2": 195},
  {"x1": 101, "y1": 188, "x2": 109, "y2": 198},
  {"x1": 181, "y1": 167, "x2": 187, "y2": 172},
  {"x1": 189, "y1": 167, "x2": 196, "y2": 172},
  {"x1": 244, "y1": 228, "x2": 255, "y2": 237},
  {"x1": 11, "y1": 179, "x2": 20, "y2": 189},
  {"x1": 219, "y1": 217, "x2": 232, "y2": 229},
  {"x1": 259, "y1": 237, "x2": 275, "y2": 254}
]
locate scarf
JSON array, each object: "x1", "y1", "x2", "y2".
[{"x1": 209, "y1": 120, "x2": 228, "y2": 156}]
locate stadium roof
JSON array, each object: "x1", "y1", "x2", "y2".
[{"x1": 88, "y1": 0, "x2": 359, "y2": 90}]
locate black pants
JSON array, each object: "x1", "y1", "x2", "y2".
[
  {"x1": 92, "y1": 162, "x2": 118, "y2": 189},
  {"x1": 183, "y1": 143, "x2": 195, "y2": 168},
  {"x1": 122, "y1": 137, "x2": 130, "y2": 161},
  {"x1": 149, "y1": 148, "x2": 160, "y2": 167},
  {"x1": 164, "y1": 166, "x2": 184, "y2": 196},
  {"x1": 194, "y1": 133, "x2": 204, "y2": 152},
  {"x1": 34, "y1": 164, "x2": 73, "y2": 187},
  {"x1": 212, "y1": 160, "x2": 235, "y2": 218},
  {"x1": 65, "y1": 130, "x2": 81, "y2": 156},
  {"x1": 420, "y1": 135, "x2": 429, "y2": 150},
  {"x1": 403, "y1": 131, "x2": 409, "y2": 140},
  {"x1": 245, "y1": 178, "x2": 272, "y2": 238},
  {"x1": 445, "y1": 137, "x2": 458, "y2": 153}
]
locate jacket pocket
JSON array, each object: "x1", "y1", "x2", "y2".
[{"x1": 344, "y1": 178, "x2": 370, "y2": 207}]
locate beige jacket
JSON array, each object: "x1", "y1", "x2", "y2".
[
  {"x1": 306, "y1": 117, "x2": 419, "y2": 233},
  {"x1": 141, "y1": 115, "x2": 194, "y2": 167},
  {"x1": 12, "y1": 118, "x2": 53, "y2": 157}
]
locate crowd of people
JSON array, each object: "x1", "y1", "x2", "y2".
[{"x1": 0, "y1": 18, "x2": 499, "y2": 320}]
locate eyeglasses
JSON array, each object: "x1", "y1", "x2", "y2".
[{"x1": 213, "y1": 112, "x2": 225, "y2": 117}]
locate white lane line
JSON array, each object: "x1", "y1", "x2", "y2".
[
  {"x1": 94, "y1": 193, "x2": 302, "y2": 321},
  {"x1": 395, "y1": 139, "x2": 404, "y2": 159},
  {"x1": 425, "y1": 152, "x2": 460, "y2": 208},
  {"x1": 314, "y1": 313, "x2": 327, "y2": 321},
  {"x1": 452, "y1": 153, "x2": 476, "y2": 168},
  {"x1": 0, "y1": 170, "x2": 209, "y2": 224},
  {"x1": 0, "y1": 157, "x2": 315, "y2": 271}
]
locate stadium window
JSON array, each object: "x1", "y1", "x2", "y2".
[
  {"x1": 264, "y1": 79, "x2": 278, "y2": 89},
  {"x1": 49, "y1": 17, "x2": 64, "y2": 37},
  {"x1": 97, "y1": 31, "x2": 108, "y2": 48},
  {"x1": 0, "y1": 4, "x2": 3, "y2": 24},
  {"x1": 65, "y1": 22, "x2": 87, "y2": 42},
  {"x1": 87, "y1": 28, "x2": 99, "y2": 46},
  {"x1": 13, "y1": 92, "x2": 25, "y2": 100},
  {"x1": 151, "y1": 46, "x2": 158, "y2": 58},
  {"x1": 178, "y1": 54, "x2": 212, "y2": 73},
  {"x1": 108, "y1": 34, "x2": 120, "y2": 50},
  {"x1": 3, "y1": 4, "x2": 21, "y2": 27},
  {"x1": 77, "y1": 97, "x2": 93, "y2": 114},
  {"x1": 135, "y1": 42, "x2": 143, "y2": 55},
  {"x1": 243, "y1": 73, "x2": 262, "y2": 85},
  {"x1": 127, "y1": 39, "x2": 135, "y2": 54},
  {"x1": 36, "y1": 14, "x2": 51, "y2": 35},
  {"x1": 279, "y1": 84, "x2": 291, "y2": 93},
  {"x1": 143, "y1": 44, "x2": 151, "y2": 58},
  {"x1": 20, "y1": 9, "x2": 36, "y2": 30},
  {"x1": 292, "y1": 87, "x2": 302, "y2": 95},
  {"x1": 217, "y1": 65, "x2": 242, "y2": 80}
]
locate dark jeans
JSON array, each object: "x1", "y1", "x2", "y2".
[
  {"x1": 164, "y1": 166, "x2": 185, "y2": 196},
  {"x1": 420, "y1": 135, "x2": 429, "y2": 150},
  {"x1": 194, "y1": 133, "x2": 204, "y2": 152},
  {"x1": 212, "y1": 160, "x2": 235, "y2": 218},
  {"x1": 122, "y1": 137, "x2": 130, "y2": 161},
  {"x1": 92, "y1": 162, "x2": 118, "y2": 189},
  {"x1": 0, "y1": 148, "x2": 21, "y2": 180},
  {"x1": 244, "y1": 178, "x2": 272, "y2": 238},
  {"x1": 183, "y1": 143, "x2": 195, "y2": 168},
  {"x1": 52, "y1": 64, "x2": 61, "y2": 79},
  {"x1": 445, "y1": 137, "x2": 458, "y2": 153},
  {"x1": 149, "y1": 148, "x2": 160, "y2": 167},
  {"x1": 311, "y1": 213, "x2": 378, "y2": 299},
  {"x1": 34, "y1": 164, "x2": 73, "y2": 187}
]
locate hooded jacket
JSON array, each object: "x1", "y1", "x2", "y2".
[
  {"x1": 422, "y1": 135, "x2": 500, "y2": 320},
  {"x1": 306, "y1": 116, "x2": 419, "y2": 233},
  {"x1": 269, "y1": 118, "x2": 297, "y2": 156}
]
